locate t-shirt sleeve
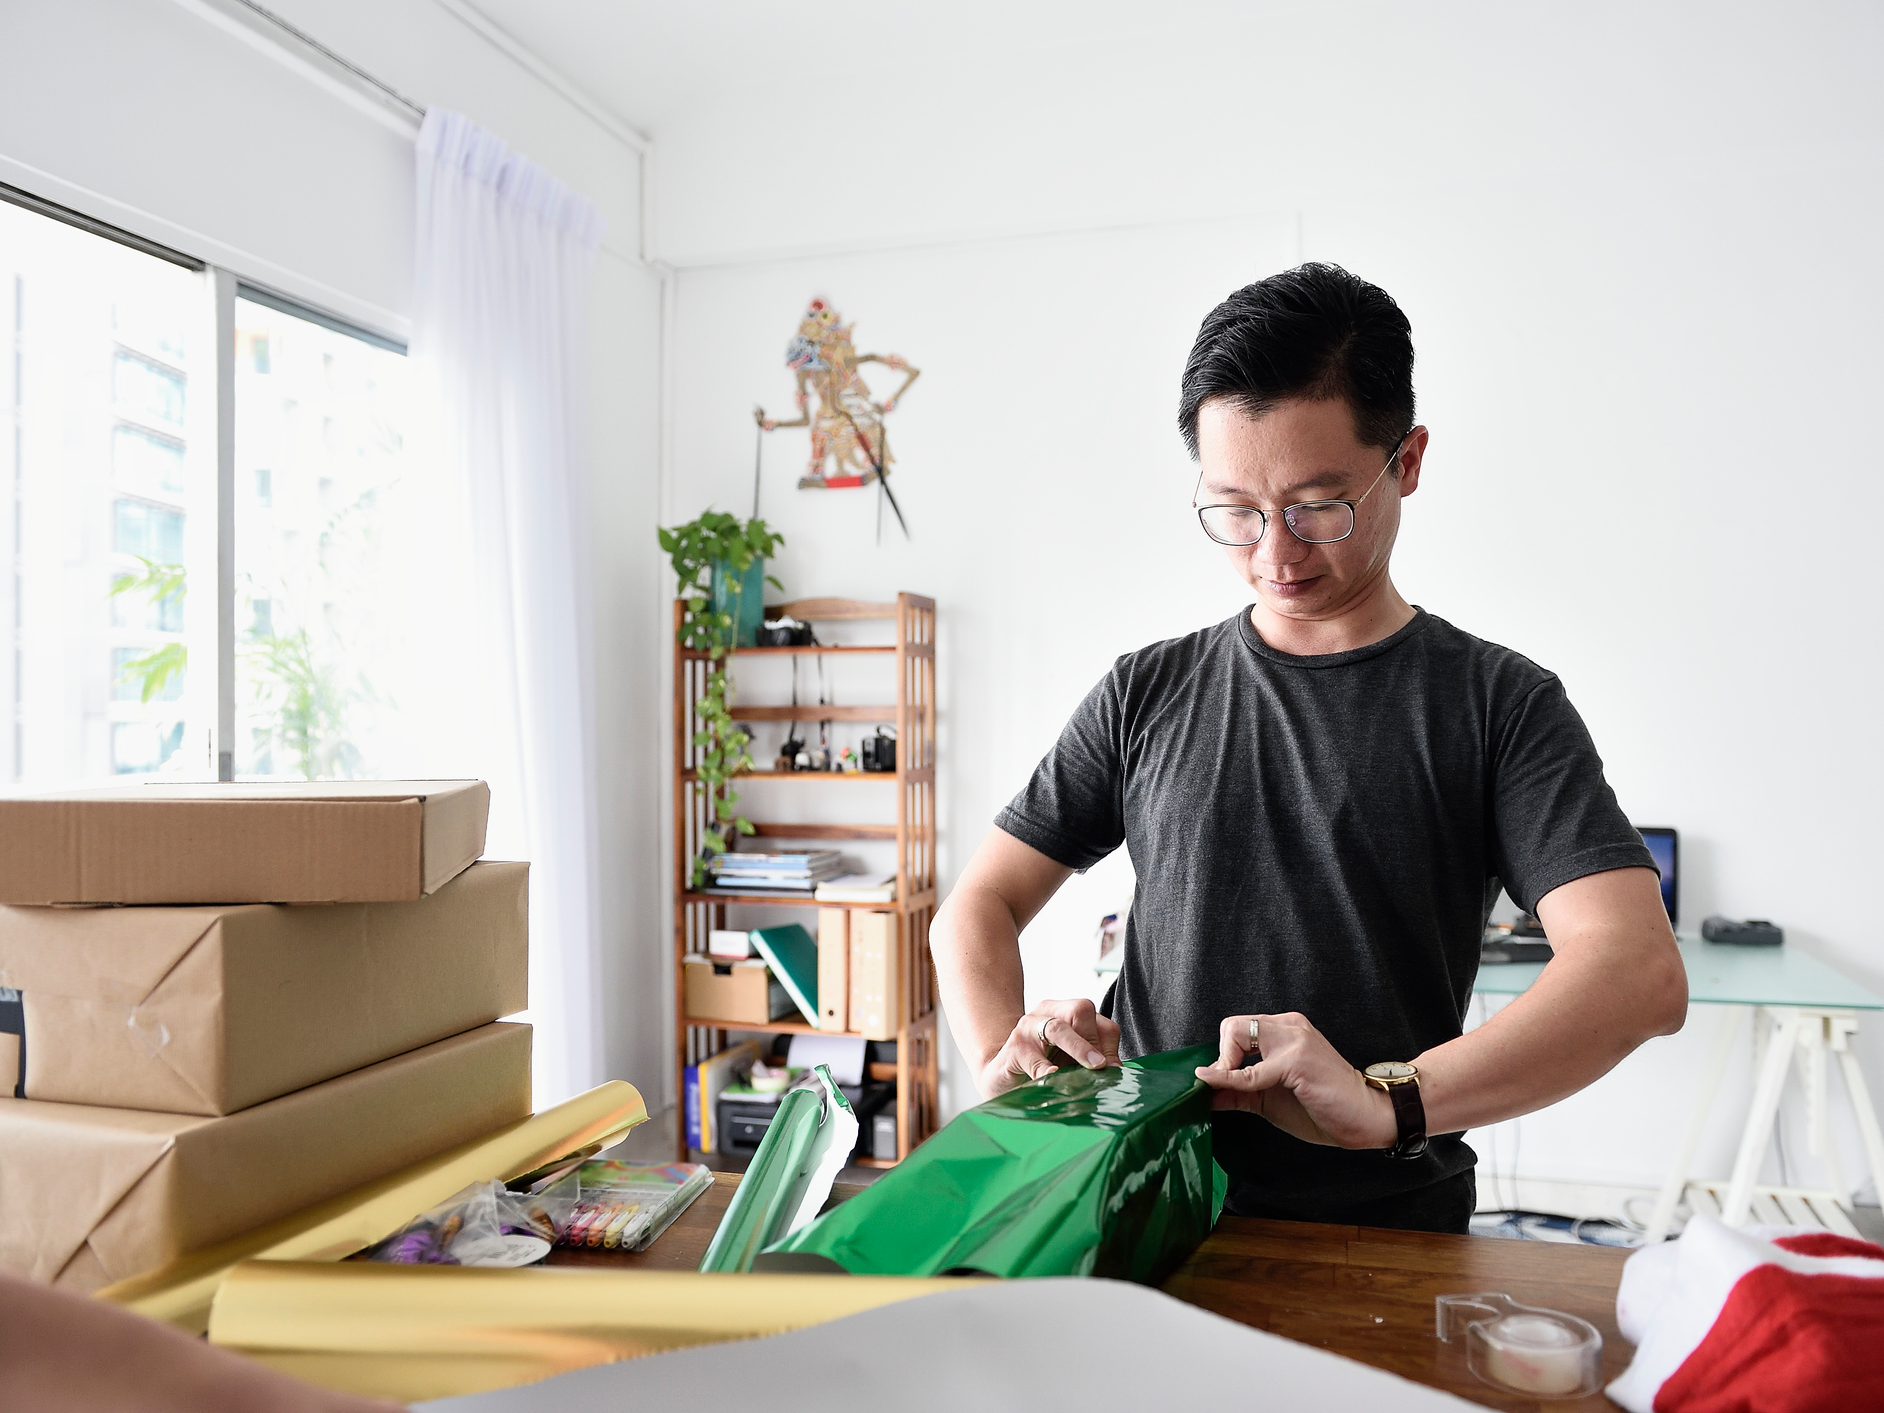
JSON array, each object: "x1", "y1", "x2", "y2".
[
  {"x1": 992, "y1": 669, "x2": 1126, "y2": 872},
  {"x1": 1489, "y1": 676, "x2": 1658, "y2": 913}
]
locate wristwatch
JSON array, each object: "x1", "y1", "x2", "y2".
[{"x1": 1362, "y1": 1061, "x2": 1428, "y2": 1159}]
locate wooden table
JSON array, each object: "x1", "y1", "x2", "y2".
[{"x1": 550, "y1": 1174, "x2": 1634, "y2": 1411}]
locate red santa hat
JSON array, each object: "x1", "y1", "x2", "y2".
[{"x1": 1608, "y1": 1213, "x2": 1884, "y2": 1411}]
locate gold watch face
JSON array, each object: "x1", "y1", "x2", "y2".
[{"x1": 1365, "y1": 1062, "x2": 1418, "y2": 1082}]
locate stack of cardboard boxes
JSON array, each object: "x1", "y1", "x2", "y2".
[{"x1": 0, "y1": 781, "x2": 531, "y2": 1293}]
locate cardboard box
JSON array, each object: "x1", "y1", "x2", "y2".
[
  {"x1": 683, "y1": 955, "x2": 793, "y2": 1026},
  {"x1": 0, "y1": 1020, "x2": 531, "y2": 1293},
  {"x1": 0, "y1": 861, "x2": 527, "y2": 1115},
  {"x1": 817, "y1": 908, "x2": 850, "y2": 1033},
  {"x1": 850, "y1": 911, "x2": 902, "y2": 1041},
  {"x1": 0, "y1": 780, "x2": 489, "y2": 904}
]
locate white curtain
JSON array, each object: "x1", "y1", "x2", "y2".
[{"x1": 409, "y1": 108, "x2": 606, "y2": 1111}]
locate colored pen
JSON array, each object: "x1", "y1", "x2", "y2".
[
  {"x1": 586, "y1": 1202, "x2": 624, "y2": 1247},
  {"x1": 601, "y1": 1203, "x2": 642, "y2": 1249}
]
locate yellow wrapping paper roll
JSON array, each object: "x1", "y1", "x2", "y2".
[
  {"x1": 95, "y1": 1080, "x2": 648, "y2": 1334},
  {"x1": 208, "y1": 1262, "x2": 977, "y2": 1402}
]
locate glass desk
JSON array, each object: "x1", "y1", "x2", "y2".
[
  {"x1": 1475, "y1": 936, "x2": 1883, "y2": 1010},
  {"x1": 1477, "y1": 937, "x2": 1884, "y2": 1240}
]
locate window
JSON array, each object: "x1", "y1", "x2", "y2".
[
  {"x1": 1, "y1": 192, "x2": 206, "y2": 782},
  {"x1": 4, "y1": 187, "x2": 414, "y2": 785},
  {"x1": 111, "y1": 576, "x2": 184, "y2": 633},
  {"x1": 114, "y1": 498, "x2": 185, "y2": 561},
  {"x1": 114, "y1": 303, "x2": 187, "y2": 367},
  {"x1": 113, "y1": 350, "x2": 186, "y2": 429},
  {"x1": 115, "y1": 426, "x2": 187, "y2": 496},
  {"x1": 112, "y1": 646, "x2": 183, "y2": 702},
  {"x1": 233, "y1": 296, "x2": 411, "y2": 779},
  {"x1": 111, "y1": 720, "x2": 184, "y2": 774}
]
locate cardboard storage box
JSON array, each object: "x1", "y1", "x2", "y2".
[
  {"x1": 683, "y1": 954, "x2": 794, "y2": 1026},
  {"x1": 817, "y1": 908, "x2": 850, "y2": 1033},
  {"x1": 0, "y1": 861, "x2": 527, "y2": 1115},
  {"x1": 0, "y1": 780, "x2": 488, "y2": 904},
  {"x1": 850, "y1": 911, "x2": 901, "y2": 1041},
  {"x1": 0, "y1": 1020, "x2": 531, "y2": 1293}
]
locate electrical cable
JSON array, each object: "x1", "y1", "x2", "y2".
[{"x1": 1471, "y1": 1209, "x2": 1643, "y2": 1248}]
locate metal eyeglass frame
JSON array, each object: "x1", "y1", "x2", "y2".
[{"x1": 1192, "y1": 431, "x2": 1411, "y2": 547}]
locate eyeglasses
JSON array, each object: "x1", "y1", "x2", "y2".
[{"x1": 1193, "y1": 433, "x2": 1409, "y2": 547}]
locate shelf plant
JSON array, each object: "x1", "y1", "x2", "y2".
[{"x1": 658, "y1": 511, "x2": 784, "y2": 886}]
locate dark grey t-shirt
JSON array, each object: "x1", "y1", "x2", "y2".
[{"x1": 993, "y1": 607, "x2": 1654, "y2": 1218}]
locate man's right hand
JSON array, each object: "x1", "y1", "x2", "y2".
[{"x1": 979, "y1": 997, "x2": 1120, "y2": 1097}]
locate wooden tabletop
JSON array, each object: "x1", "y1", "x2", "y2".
[
  {"x1": 1164, "y1": 1214, "x2": 1631, "y2": 1412},
  {"x1": 548, "y1": 1173, "x2": 1633, "y2": 1411}
]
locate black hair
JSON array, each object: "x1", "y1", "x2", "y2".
[{"x1": 1177, "y1": 262, "x2": 1415, "y2": 457}]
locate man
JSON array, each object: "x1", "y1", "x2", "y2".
[{"x1": 930, "y1": 264, "x2": 1687, "y2": 1234}]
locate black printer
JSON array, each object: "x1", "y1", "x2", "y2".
[{"x1": 719, "y1": 1080, "x2": 895, "y2": 1162}]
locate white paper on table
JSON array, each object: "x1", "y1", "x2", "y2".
[
  {"x1": 786, "y1": 1034, "x2": 868, "y2": 1087},
  {"x1": 416, "y1": 1276, "x2": 1481, "y2": 1412}
]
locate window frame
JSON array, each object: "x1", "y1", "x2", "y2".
[{"x1": 1, "y1": 180, "x2": 408, "y2": 782}]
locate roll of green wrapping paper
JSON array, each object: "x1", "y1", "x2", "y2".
[
  {"x1": 699, "y1": 1066, "x2": 857, "y2": 1273},
  {"x1": 760, "y1": 1045, "x2": 1225, "y2": 1281}
]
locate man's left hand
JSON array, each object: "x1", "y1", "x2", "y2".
[{"x1": 1194, "y1": 1012, "x2": 1398, "y2": 1150}]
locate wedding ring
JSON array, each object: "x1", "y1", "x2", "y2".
[
  {"x1": 1037, "y1": 1017, "x2": 1053, "y2": 1052},
  {"x1": 1248, "y1": 1017, "x2": 1260, "y2": 1052}
]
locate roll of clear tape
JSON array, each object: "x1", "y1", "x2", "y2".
[{"x1": 1436, "y1": 1291, "x2": 1603, "y2": 1398}]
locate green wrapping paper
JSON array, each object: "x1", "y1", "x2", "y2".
[{"x1": 759, "y1": 1045, "x2": 1225, "y2": 1282}]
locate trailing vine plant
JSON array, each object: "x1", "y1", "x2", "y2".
[{"x1": 658, "y1": 512, "x2": 784, "y2": 887}]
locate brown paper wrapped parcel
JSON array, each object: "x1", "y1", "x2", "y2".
[
  {"x1": 0, "y1": 1021, "x2": 530, "y2": 1292},
  {"x1": 0, "y1": 860, "x2": 526, "y2": 1114},
  {"x1": 0, "y1": 780, "x2": 489, "y2": 904}
]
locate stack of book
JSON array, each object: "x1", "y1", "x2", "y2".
[
  {"x1": 814, "y1": 872, "x2": 896, "y2": 904},
  {"x1": 706, "y1": 850, "x2": 844, "y2": 895}
]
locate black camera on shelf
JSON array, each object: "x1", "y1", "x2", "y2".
[
  {"x1": 861, "y1": 728, "x2": 896, "y2": 774},
  {"x1": 758, "y1": 616, "x2": 816, "y2": 647}
]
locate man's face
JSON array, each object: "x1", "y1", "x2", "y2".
[{"x1": 1193, "y1": 396, "x2": 1423, "y2": 622}]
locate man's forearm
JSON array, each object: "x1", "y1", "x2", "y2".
[
  {"x1": 932, "y1": 828, "x2": 1077, "y2": 1088},
  {"x1": 1414, "y1": 870, "x2": 1687, "y2": 1136},
  {"x1": 930, "y1": 882, "x2": 1029, "y2": 1075}
]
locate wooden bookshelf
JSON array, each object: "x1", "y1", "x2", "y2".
[{"x1": 672, "y1": 592, "x2": 941, "y2": 1165}]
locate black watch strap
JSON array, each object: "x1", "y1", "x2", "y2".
[{"x1": 1384, "y1": 1079, "x2": 1428, "y2": 1159}]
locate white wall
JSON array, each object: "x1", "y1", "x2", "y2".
[
  {"x1": 0, "y1": 0, "x2": 669, "y2": 1110},
  {"x1": 656, "y1": 3, "x2": 1884, "y2": 1196},
  {"x1": 667, "y1": 216, "x2": 1300, "y2": 1115}
]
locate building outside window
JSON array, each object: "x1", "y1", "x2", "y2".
[
  {"x1": 0, "y1": 193, "x2": 413, "y2": 784},
  {"x1": 0, "y1": 196, "x2": 204, "y2": 781},
  {"x1": 112, "y1": 350, "x2": 186, "y2": 430},
  {"x1": 233, "y1": 296, "x2": 411, "y2": 780}
]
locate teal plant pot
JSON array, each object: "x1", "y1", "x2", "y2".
[{"x1": 710, "y1": 558, "x2": 767, "y2": 649}]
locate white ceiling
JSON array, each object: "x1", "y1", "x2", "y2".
[
  {"x1": 447, "y1": 1, "x2": 1882, "y2": 266},
  {"x1": 458, "y1": 0, "x2": 1195, "y2": 137}
]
